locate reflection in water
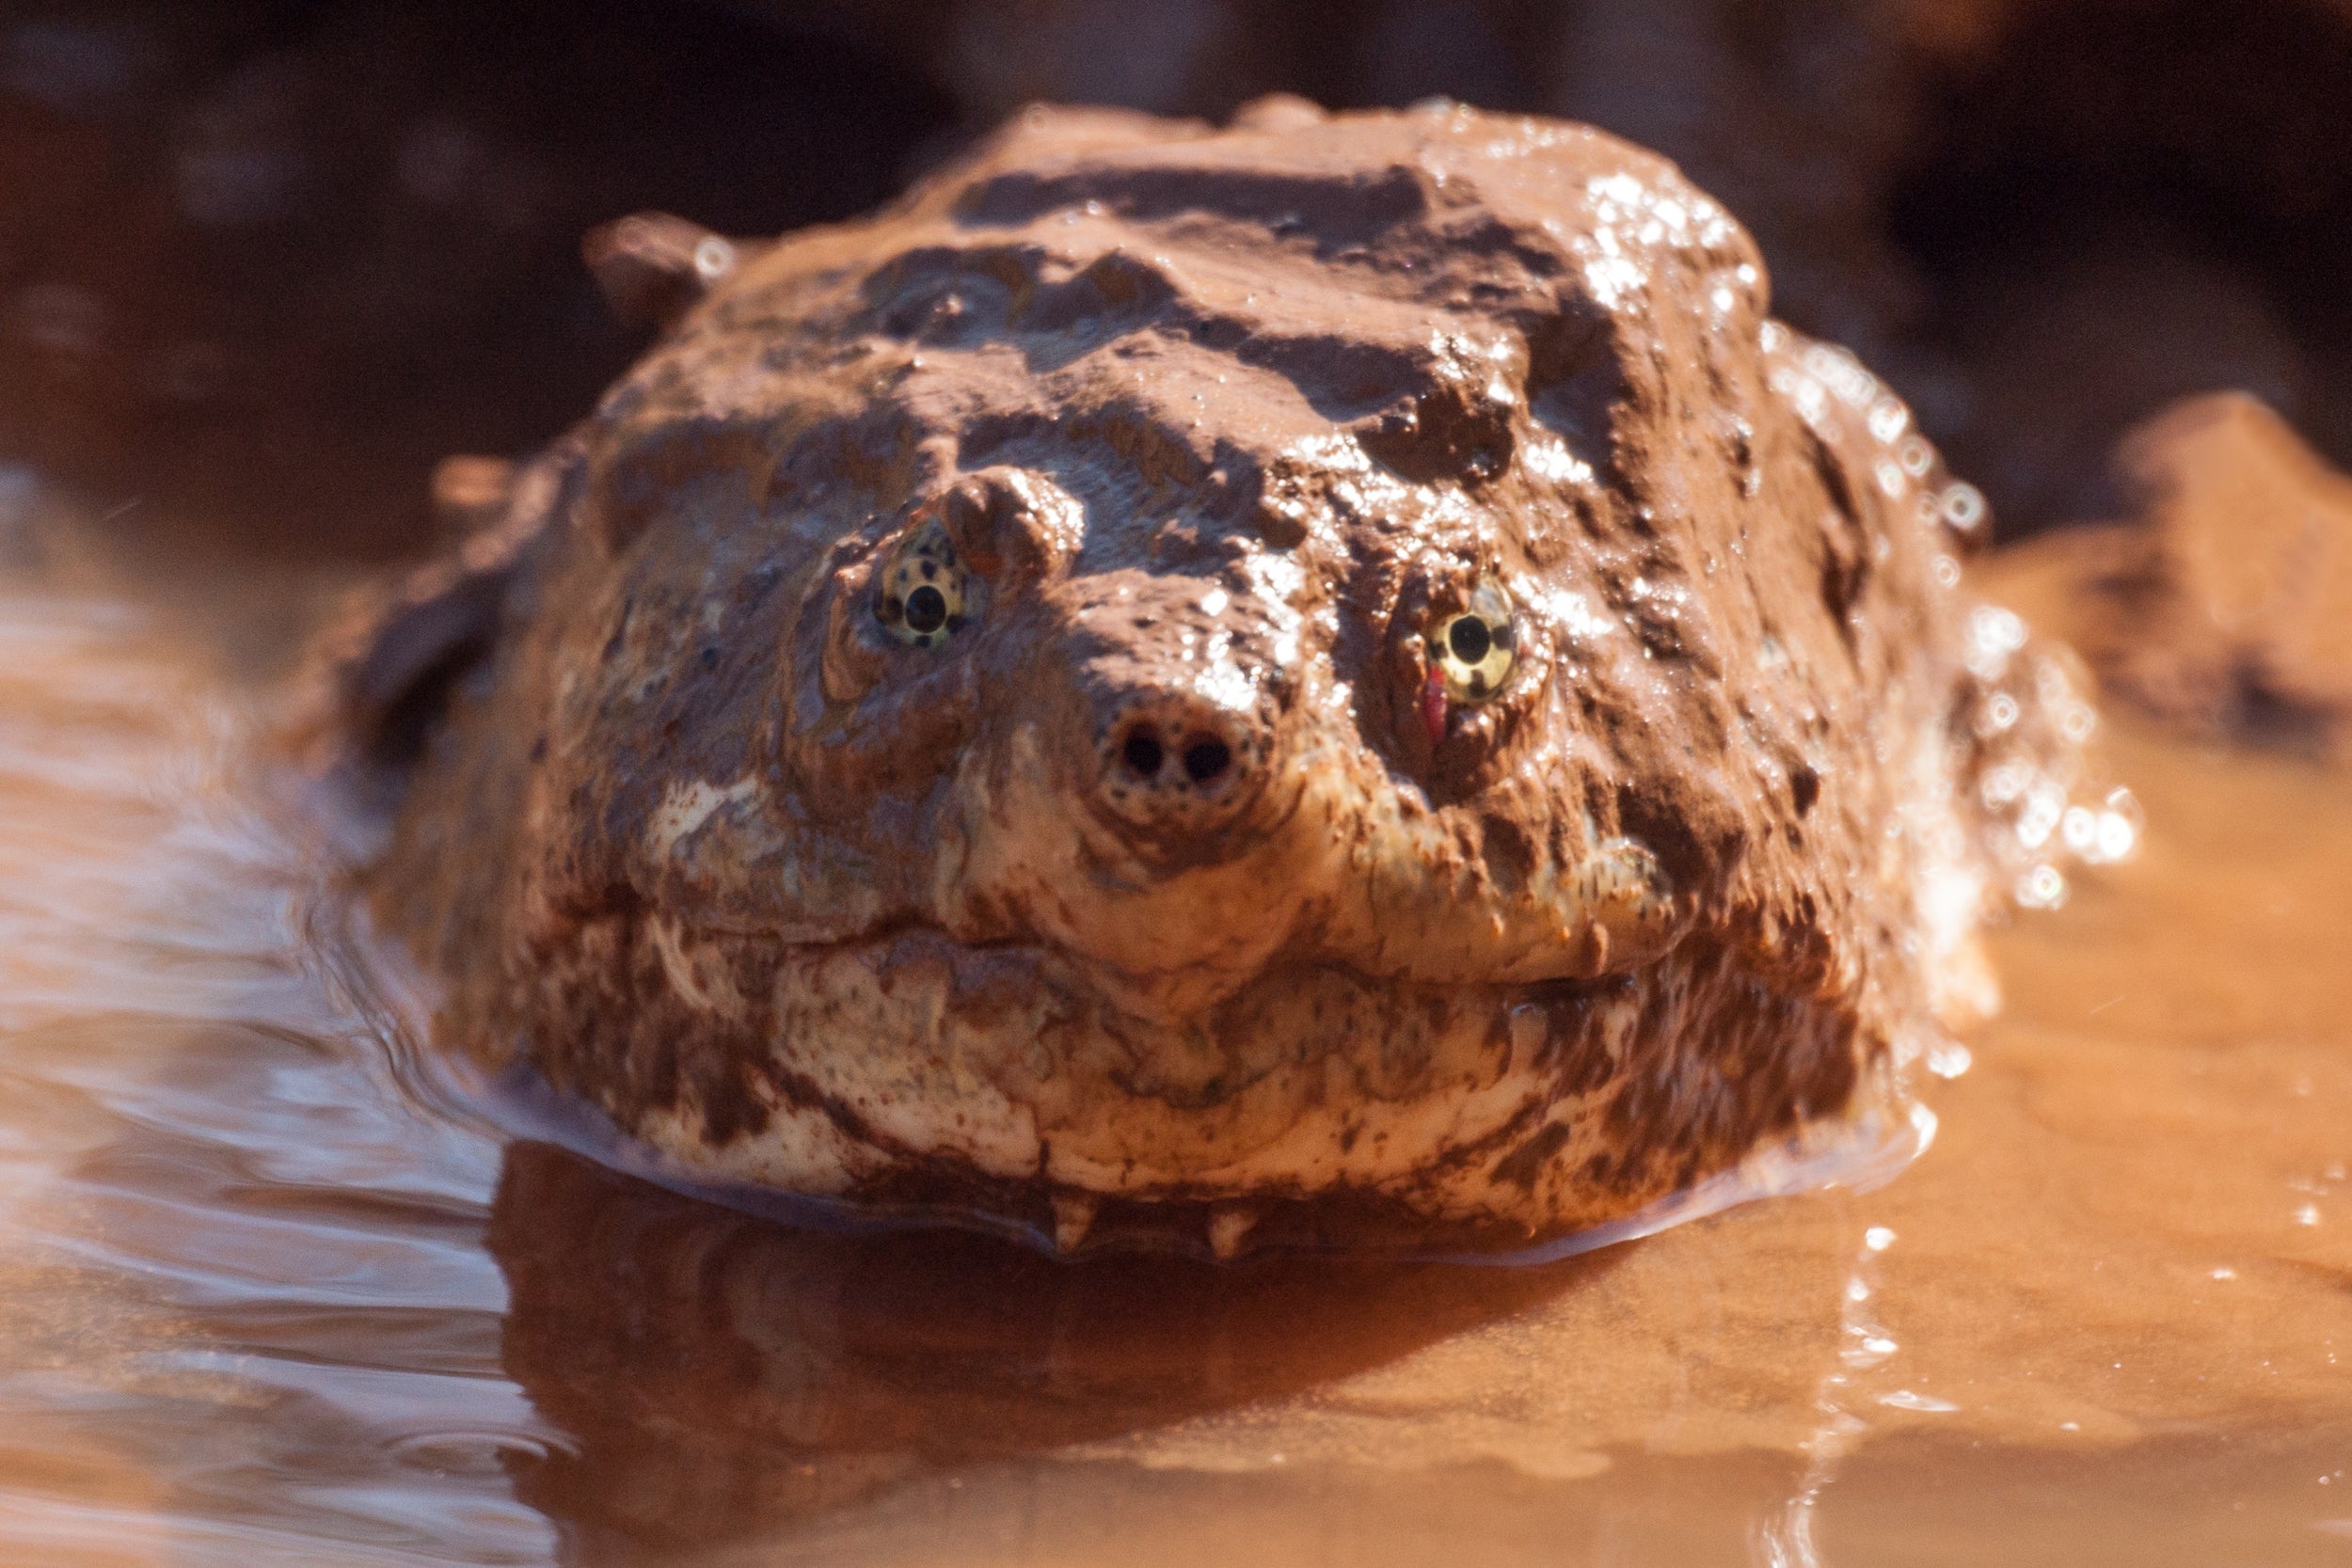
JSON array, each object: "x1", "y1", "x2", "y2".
[
  {"x1": 1753, "y1": 1224, "x2": 1910, "y2": 1568},
  {"x1": 0, "y1": 510, "x2": 2345, "y2": 1565},
  {"x1": 489, "y1": 1141, "x2": 1598, "y2": 1553}
]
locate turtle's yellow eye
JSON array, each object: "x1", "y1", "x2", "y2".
[
  {"x1": 1430, "y1": 578, "x2": 1515, "y2": 704},
  {"x1": 874, "y1": 519, "x2": 971, "y2": 648}
]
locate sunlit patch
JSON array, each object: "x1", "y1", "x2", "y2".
[
  {"x1": 1430, "y1": 578, "x2": 1517, "y2": 705},
  {"x1": 873, "y1": 516, "x2": 971, "y2": 648}
]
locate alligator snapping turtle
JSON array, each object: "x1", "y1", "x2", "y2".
[{"x1": 332, "y1": 99, "x2": 2085, "y2": 1256}]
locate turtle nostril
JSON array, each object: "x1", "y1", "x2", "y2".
[
  {"x1": 1102, "y1": 698, "x2": 1260, "y2": 820},
  {"x1": 1113, "y1": 722, "x2": 1236, "y2": 791},
  {"x1": 1181, "y1": 736, "x2": 1232, "y2": 785},
  {"x1": 1120, "y1": 727, "x2": 1166, "y2": 780}
]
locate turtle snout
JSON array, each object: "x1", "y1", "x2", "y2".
[{"x1": 1094, "y1": 690, "x2": 1267, "y2": 838}]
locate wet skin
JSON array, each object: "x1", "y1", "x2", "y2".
[{"x1": 336, "y1": 100, "x2": 2074, "y2": 1256}]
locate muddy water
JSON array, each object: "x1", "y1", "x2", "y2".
[{"x1": 0, "y1": 511, "x2": 2345, "y2": 1567}]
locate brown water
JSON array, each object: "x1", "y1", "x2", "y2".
[{"x1": 0, "y1": 497, "x2": 2346, "y2": 1567}]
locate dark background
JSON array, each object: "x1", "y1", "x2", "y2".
[{"x1": 3, "y1": 0, "x2": 2348, "y2": 557}]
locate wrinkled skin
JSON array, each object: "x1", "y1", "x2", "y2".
[{"x1": 343, "y1": 101, "x2": 2042, "y2": 1255}]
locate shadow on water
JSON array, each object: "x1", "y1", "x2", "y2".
[{"x1": 485, "y1": 1139, "x2": 1616, "y2": 1555}]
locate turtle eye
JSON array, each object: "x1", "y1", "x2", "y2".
[
  {"x1": 1429, "y1": 578, "x2": 1516, "y2": 704},
  {"x1": 874, "y1": 518, "x2": 972, "y2": 648}
]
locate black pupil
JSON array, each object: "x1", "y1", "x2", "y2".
[
  {"x1": 904, "y1": 584, "x2": 949, "y2": 635},
  {"x1": 1447, "y1": 614, "x2": 1492, "y2": 665}
]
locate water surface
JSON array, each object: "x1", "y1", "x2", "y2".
[{"x1": 0, "y1": 505, "x2": 2344, "y2": 1566}]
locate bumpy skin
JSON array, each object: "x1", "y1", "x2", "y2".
[{"x1": 355, "y1": 102, "x2": 2012, "y2": 1255}]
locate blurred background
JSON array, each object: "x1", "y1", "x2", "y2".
[{"x1": 1, "y1": 0, "x2": 2349, "y2": 561}]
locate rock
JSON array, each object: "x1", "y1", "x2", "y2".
[{"x1": 1994, "y1": 392, "x2": 2352, "y2": 755}]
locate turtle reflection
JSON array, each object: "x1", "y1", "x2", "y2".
[{"x1": 486, "y1": 1140, "x2": 1602, "y2": 1551}]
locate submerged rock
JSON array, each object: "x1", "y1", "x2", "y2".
[{"x1": 328, "y1": 101, "x2": 2081, "y2": 1255}]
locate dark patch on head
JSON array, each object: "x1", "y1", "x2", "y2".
[
  {"x1": 1479, "y1": 813, "x2": 1534, "y2": 894},
  {"x1": 1351, "y1": 369, "x2": 1518, "y2": 487},
  {"x1": 1526, "y1": 306, "x2": 1623, "y2": 476},
  {"x1": 1789, "y1": 764, "x2": 1820, "y2": 817},
  {"x1": 1818, "y1": 546, "x2": 1867, "y2": 649},
  {"x1": 1612, "y1": 782, "x2": 1725, "y2": 898},
  {"x1": 1802, "y1": 425, "x2": 1872, "y2": 650}
]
